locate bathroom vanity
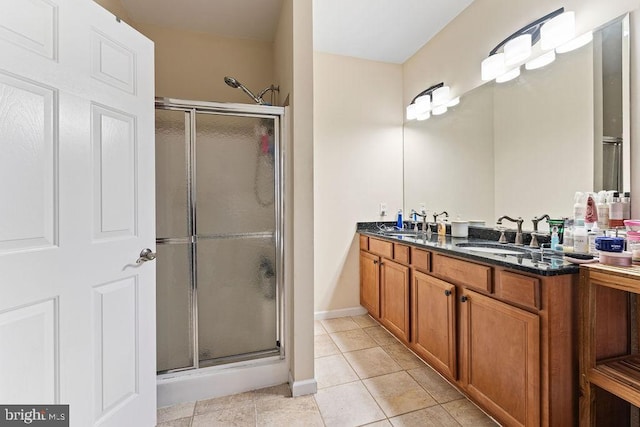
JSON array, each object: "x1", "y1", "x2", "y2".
[{"x1": 359, "y1": 229, "x2": 579, "y2": 427}]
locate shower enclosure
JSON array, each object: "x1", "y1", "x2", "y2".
[{"x1": 155, "y1": 98, "x2": 284, "y2": 374}]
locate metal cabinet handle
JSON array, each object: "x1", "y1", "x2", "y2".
[
  {"x1": 460, "y1": 295, "x2": 469, "y2": 303},
  {"x1": 136, "y1": 248, "x2": 157, "y2": 264},
  {"x1": 373, "y1": 260, "x2": 378, "y2": 264},
  {"x1": 444, "y1": 290, "x2": 452, "y2": 296}
]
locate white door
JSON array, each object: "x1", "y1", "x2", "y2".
[{"x1": 0, "y1": 1, "x2": 156, "y2": 426}]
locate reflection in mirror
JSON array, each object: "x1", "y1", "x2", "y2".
[{"x1": 403, "y1": 13, "x2": 630, "y2": 231}]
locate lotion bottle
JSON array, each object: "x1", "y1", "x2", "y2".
[
  {"x1": 396, "y1": 209, "x2": 403, "y2": 229},
  {"x1": 596, "y1": 191, "x2": 609, "y2": 230},
  {"x1": 609, "y1": 192, "x2": 624, "y2": 228},
  {"x1": 573, "y1": 226, "x2": 588, "y2": 253},
  {"x1": 573, "y1": 192, "x2": 586, "y2": 227},
  {"x1": 551, "y1": 226, "x2": 560, "y2": 250}
]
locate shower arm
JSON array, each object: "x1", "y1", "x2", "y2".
[
  {"x1": 237, "y1": 85, "x2": 265, "y2": 105},
  {"x1": 256, "y1": 85, "x2": 280, "y2": 101}
]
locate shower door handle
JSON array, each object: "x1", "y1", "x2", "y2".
[{"x1": 136, "y1": 248, "x2": 157, "y2": 264}]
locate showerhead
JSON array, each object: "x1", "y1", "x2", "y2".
[
  {"x1": 223, "y1": 75, "x2": 264, "y2": 104},
  {"x1": 224, "y1": 76, "x2": 241, "y2": 89}
]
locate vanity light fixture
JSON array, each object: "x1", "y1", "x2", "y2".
[
  {"x1": 480, "y1": 7, "x2": 591, "y2": 83},
  {"x1": 405, "y1": 82, "x2": 460, "y2": 121}
]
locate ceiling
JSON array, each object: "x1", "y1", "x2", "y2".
[{"x1": 118, "y1": 0, "x2": 474, "y2": 64}]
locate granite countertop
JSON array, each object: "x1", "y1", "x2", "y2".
[{"x1": 358, "y1": 223, "x2": 580, "y2": 276}]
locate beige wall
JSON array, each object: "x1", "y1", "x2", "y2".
[
  {"x1": 403, "y1": 0, "x2": 640, "y2": 105},
  {"x1": 274, "y1": 0, "x2": 316, "y2": 395},
  {"x1": 313, "y1": 52, "x2": 403, "y2": 313},
  {"x1": 134, "y1": 23, "x2": 275, "y2": 103},
  {"x1": 93, "y1": 0, "x2": 133, "y2": 22}
]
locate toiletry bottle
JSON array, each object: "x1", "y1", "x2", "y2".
[
  {"x1": 563, "y1": 219, "x2": 574, "y2": 251},
  {"x1": 588, "y1": 223, "x2": 601, "y2": 255},
  {"x1": 584, "y1": 194, "x2": 598, "y2": 230},
  {"x1": 551, "y1": 226, "x2": 560, "y2": 251},
  {"x1": 437, "y1": 219, "x2": 446, "y2": 236},
  {"x1": 622, "y1": 192, "x2": 631, "y2": 220},
  {"x1": 573, "y1": 225, "x2": 588, "y2": 253},
  {"x1": 573, "y1": 192, "x2": 586, "y2": 227},
  {"x1": 596, "y1": 191, "x2": 609, "y2": 230},
  {"x1": 396, "y1": 209, "x2": 403, "y2": 229},
  {"x1": 609, "y1": 192, "x2": 624, "y2": 228}
]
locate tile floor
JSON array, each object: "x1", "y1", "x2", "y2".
[{"x1": 157, "y1": 315, "x2": 499, "y2": 426}]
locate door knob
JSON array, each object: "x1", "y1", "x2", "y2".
[{"x1": 136, "y1": 248, "x2": 157, "y2": 264}]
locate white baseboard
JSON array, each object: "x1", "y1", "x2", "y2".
[
  {"x1": 288, "y1": 372, "x2": 317, "y2": 397},
  {"x1": 314, "y1": 306, "x2": 367, "y2": 320},
  {"x1": 157, "y1": 357, "x2": 288, "y2": 407}
]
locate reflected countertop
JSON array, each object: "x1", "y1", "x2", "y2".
[{"x1": 358, "y1": 229, "x2": 580, "y2": 276}]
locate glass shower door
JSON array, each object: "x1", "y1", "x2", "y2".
[
  {"x1": 155, "y1": 108, "x2": 195, "y2": 373},
  {"x1": 195, "y1": 112, "x2": 279, "y2": 365}
]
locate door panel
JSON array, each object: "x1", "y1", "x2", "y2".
[
  {"x1": 0, "y1": 72, "x2": 56, "y2": 253},
  {"x1": 0, "y1": 1, "x2": 156, "y2": 425},
  {"x1": 0, "y1": 299, "x2": 57, "y2": 403},
  {"x1": 380, "y1": 259, "x2": 410, "y2": 342},
  {"x1": 155, "y1": 109, "x2": 190, "y2": 239},
  {"x1": 195, "y1": 113, "x2": 275, "y2": 236},
  {"x1": 156, "y1": 242, "x2": 194, "y2": 373},
  {"x1": 197, "y1": 237, "x2": 277, "y2": 362}
]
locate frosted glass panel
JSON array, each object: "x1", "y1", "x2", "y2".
[
  {"x1": 195, "y1": 113, "x2": 275, "y2": 235},
  {"x1": 197, "y1": 237, "x2": 277, "y2": 362},
  {"x1": 156, "y1": 109, "x2": 189, "y2": 239},
  {"x1": 156, "y1": 242, "x2": 193, "y2": 372}
]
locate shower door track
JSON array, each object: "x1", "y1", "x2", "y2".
[{"x1": 155, "y1": 98, "x2": 285, "y2": 375}]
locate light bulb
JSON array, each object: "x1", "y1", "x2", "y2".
[
  {"x1": 432, "y1": 105, "x2": 447, "y2": 115},
  {"x1": 525, "y1": 50, "x2": 556, "y2": 70},
  {"x1": 541, "y1": 11, "x2": 575, "y2": 50},
  {"x1": 495, "y1": 67, "x2": 520, "y2": 83},
  {"x1": 481, "y1": 53, "x2": 506, "y2": 81},
  {"x1": 556, "y1": 31, "x2": 593, "y2": 53},
  {"x1": 431, "y1": 86, "x2": 450, "y2": 106},
  {"x1": 406, "y1": 104, "x2": 417, "y2": 121},
  {"x1": 504, "y1": 34, "x2": 532, "y2": 66}
]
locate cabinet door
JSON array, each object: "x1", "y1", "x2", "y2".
[
  {"x1": 360, "y1": 250, "x2": 380, "y2": 318},
  {"x1": 380, "y1": 259, "x2": 411, "y2": 342},
  {"x1": 460, "y1": 289, "x2": 540, "y2": 427},
  {"x1": 411, "y1": 270, "x2": 457, "y2": 380}
]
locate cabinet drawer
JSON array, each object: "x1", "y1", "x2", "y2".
[
  {"x1": 359, "y1": 234, "x2": 369, "y2": 251},
  {"x1": 394, "y1": 243, "x2": 410, "y2": 264},
  {"x1": 412, "y1": 248, "x2": 431, "y2": 272},
  {"x1": 495, "y1": 270, "x2": 540, "y2": 310},
  {"x1": 432, "y1": 253, "x2": 492, "y2": 292},
  {"x1": 369, "y1": 237, "x2": 393, "y2": 258}
]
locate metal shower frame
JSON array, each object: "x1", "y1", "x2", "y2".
[{"x1": 154, "y1": 97, "x2": 286, "y2": 374}]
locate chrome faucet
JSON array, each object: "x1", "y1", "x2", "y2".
[
  {"x1": 433, "y1": 211, "x2": 449, "y2": 223},
  {"x1": 530, "y1": 214, "x2": 551, "y2": 248},
  {"x1": 496, "y1": 215, "x2": 524, "y2": 246},
  {"x1": 410, "y1": 209, "x2": 429, "y2": 234}
]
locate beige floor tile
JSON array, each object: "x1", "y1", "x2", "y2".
[
  {"x1": 314, "y1": 382, "x2": 386, "y2": 426},
  {"x1": 156, "y1": 417, "x2": 191, "y2": 427},
  {"x1": 330, "y1": 328, "x2": 378, "y2": 352},
  {"x1": 195, "y1": 391, "x2": 254, "y2": 415},
  {"x1": 157, "y1": 401, "x2": 195, "y2": 424},
  {"x1": 364, "y1": 371, "x2": 437, "y2": 417},
  {"x1": 442, "y1": 399, "x2": 498, "y2": 426},
  {"x1": 315, "y1": 333, "x2": 340, "y2": 358},
  {"x1": 315, "y1": 354, "x2": 359, "y2": 389},
  {"x1": 389, "y1": 405, "x2": 460, "y2": 426},
  {"x1": 256, "y1": 395, "x2": 323, "y2": 427},
  {"x1": 364, "y1": 326, "x2": 400, "y2": 346},
  {"x1": 352, "y1": 314, "x2": 379, "y2": 328},
  {"x1": 320, "y1": 317, "x2": 360, "y2": 333},
  {"x1": 344, "y1": 346, "x2": 403, "y2": 379},
  {"x1": 253, "y1": 383, "x2": 292, "y2": 402},
  {"x1": 382, "y1": 343, "x2": 425, "y2": 370},
  {"x1": 191, "y1": 403, "x2": 256, "y2": 427},
  {"x1": 364, "y1": 420, "x2": 393, "y2": 426},
  {"x1": 314, "y1": 320, "x2": 327, "y2": 335},
  {"x1": 407, "y1": 366, "x2": 463, "y2": 403}
]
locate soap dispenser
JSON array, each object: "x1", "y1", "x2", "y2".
[{"x1": 396, "y1": 209, "x2": 403, "y2": 229}]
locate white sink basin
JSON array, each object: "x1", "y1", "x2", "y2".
[
  {"x1": 461, "y1": 246, "x2": 527, "y2": 255},
  {"x1": 455, "y1": 243, "x2": 530, "y2": 256}
]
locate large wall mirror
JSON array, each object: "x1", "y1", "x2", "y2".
[{"x1": 403, "y1": 13, "x2": 630, "y2": 231}]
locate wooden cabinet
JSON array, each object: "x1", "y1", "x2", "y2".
[
  {"x1": 460, "y1": 289, "x2": 540, "y2": 427},
  {"x1": 579, "y1": 264, "x2": 640, "y2": 426},
  {"x1": 380, "y1": 259, "x2": 410, "y2": 342},
  {"x1": 360, "y1": 250, "x2": 380, "y2": 318},
  {"x1": 411, "y1": 270, "x2": 457, "y2": 379}
]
